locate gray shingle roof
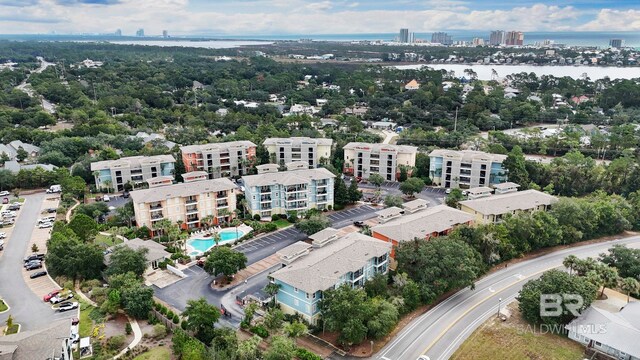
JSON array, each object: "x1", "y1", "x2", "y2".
[
  {"x1": 129, "y1": 178, "x2": 236, "y2": 204},
  {"x1": 0, "y1": 319, "x2": 70, "y2": 360},
  {"x1": 179, "y1": 140, "x2": 256, "y2": 154},
  {"x1": 107, "y1": 238, "x2": 170, "y2": 263},
  {"x1": 263, "y1": 137, "x2": 333, "y2": 146},
  {"x1": 271, "y1": 232, "x2": 391, "y2": 294},
  {"x1": 467, "y1": 186, "x2": 494, "y2": 195},
  {"x1": 459, "y1": 189, "x2": 558, "y2": 215},
  {"x1": 343, "y1": 142, "x2": 417, "y2": 154},
  {"x1": 492, "y1": 182, "x2": 521, "y2": 190},
  {"x1": 242, "y1": 168, "x2": 335, "y2": 188},
  {"x1": 372, "y1": 204, "x2": 474, "y2": 242},
  {"x1": 566, "y1": 302, "x2": 640, "y2": 358},
  {"x1": 90, "y1": 154, "x2": 175, "y2": 171}
]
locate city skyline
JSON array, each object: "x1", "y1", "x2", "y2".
[{"x1": 0, "y1": 0, "x2": 638, "y2": 35}]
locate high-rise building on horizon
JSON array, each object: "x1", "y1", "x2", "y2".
[
  {"x1": 114, "y1": 29, "x2": 122, "y2": 36},
  {"x1": 399, "y1": 28, "x2": 409, "y2": 43},
  {"x1": 489, "y1": 30, "x2": 505, "y2": 46},
  {"x1": 609, "y1": 39, "x2": 624, "y2": 48},
  {"x1": 162, "y1": 30, "x2": 168, "y2": 38},
  {"x1": 136, "y1": 28, "x2": 144, "y2": 37},
  {"x1": 408, "y1": 32, "x2": 415, "y2": 44},
  {"x1": 504, "y1": 31, "x2": 524, "y2": 46},
  {"x1": 431, "y1": 32, "x2": 452, "y2": 45},
  {"x1": 472, "y1": 37, "x2": 485, "y2": 46}
]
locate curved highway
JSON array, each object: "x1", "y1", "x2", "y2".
[{"x1": 376, "y1": 235, "x2": 640, "y2": 360}]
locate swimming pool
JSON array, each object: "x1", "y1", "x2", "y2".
[{"x1": 186, "y1": 229, "x2": 246, "y2": 255}]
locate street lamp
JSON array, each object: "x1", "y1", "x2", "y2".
[{"x1": 497, "y1": 297, "x2": 502, "y2": 318}]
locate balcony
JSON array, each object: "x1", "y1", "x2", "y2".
[
  {"x1": 151, "y1": 212, "x2": 164, "y2": 220},
  {"x1": 185, "y1": 197, "x2": 197, "y2": 205},
  {"x1": 370, "y1": 160, "x2": 380, "y2": 166},
  {"x1": 220, "y1": 152, "x2": 230, "y2": 158},
  {"x1": 260, "y1": 186, "x2": 271, "y2": 194},
  {"x1": 216, "y1": 201, "x2": 229, "y2": 208},
  {"x1": 286, "y1": 185, "x2": 307, "y2": 193},
  {"x1": 149, "y1": 203, "x2": 163, "y2": 210},
  {"x1": 286, "y1": 201, "x2": 307, "y2": 210},
  {"x1": 287, "y1": 194, "x2": 307, "y2": 201},
  {"x1": 186, "y1": 215, "x2": 199, "y2": 224},
  {"x1": 217, "y1": 191, "x2": 228, "y2": 198},
  {"x1": 260, "y1": 195, "x2": 272, "y2": 202},
  {"x1": 317, "y1": 196, "x2": 328, "y2": 203},
  {"x1": 317, "y1": 189, "x2": 327, "y2": 195},
  {"x1": 370, "y1": 154, "x2": 380, "y2": 159},
  {"x1": 316, "y1": 180, "x2": 329, "y2": 187},
  {"x1": 221, "y1": 159, "x2": 230, "y2": 165},
  {"x1": 186, "y1": 205, "x2": 198, "y2": 214},
  {"x1": 460, "y1": 163, "x2": 472, "y2": 169}
]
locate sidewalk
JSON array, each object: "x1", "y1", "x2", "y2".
[
  {"x1": 211, "y1": 254, "x2": 281, "y2": 291},
  {"x1": 113, "y1": 317, "x2": 142, "y2": 359}
]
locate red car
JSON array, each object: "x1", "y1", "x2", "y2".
[{"x1": 43, "y1": 289, "x2": 61, "y2": 302}]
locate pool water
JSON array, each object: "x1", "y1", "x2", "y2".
[{"x1": 187, "y1": 229, "x2": 245, "y2": 254}]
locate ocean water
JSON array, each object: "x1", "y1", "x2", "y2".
[{"x1": 108, "y1": 40, "x2": 271, "y2": 49}]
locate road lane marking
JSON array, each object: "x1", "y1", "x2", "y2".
[{"x1": 419, "y1": 267, "x2": 553, "y2": 357}]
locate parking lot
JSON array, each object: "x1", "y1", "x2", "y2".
[{"x1": 234, "y1": 227, "x2": 307, "y2": 265}]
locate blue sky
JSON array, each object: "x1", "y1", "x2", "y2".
[{"x1": 0, "y1": 0, "x2": 638, "y2": 35}]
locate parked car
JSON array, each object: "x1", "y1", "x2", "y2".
[
  {"x1": 38, "y1": 222, "x2": 53, "y2": 229},
  {"x1": 1, "y1": 218, "x2": 14, "y2": 226},
  {"x1": 0, "y1": 191, "x2": 9, "y2": 197},
  {"x1": 57, "y1": 302, "x2": 79, "y2": 312},
  {"x1": 30, "y1": 271, "x2": 47, "y2": 279},
  {"x1": 103, "y1": 195, "x2": 110, "y2": 202},
  {"x1": 46, "y1": 208, "x2": 57, "y2": 213},
  {"x1": 71, "y1": 317, "x2": 79, "y2": 325},
  {"x1": 445, "y1": 188, "x2": 452, "y2": 194},
  {"x1": 24, "y1": 260, "x2": 42, "y2": 271},
  {"x1": 24, "y1": 254, "x2": 45, "y2": 263},
  {"x1": 1, "y1": 211, "x2": 16, "y2": 218},
  {"x1": 7, "y1": 204, "x2": 19, "y2": 211},
  {"x1": 50, "y1": 292, "x2": 74, "y2": 304},
  {"x1": 43, "y1": 289, "x2": 61, "y2": 302},
  {"x1": 38, "y1": 216, "x2": 56, "y2": 224},
  {"x1": 122, "y1": 190, "x2": 130, "y2": 199},
  {"x1": 2, "y1": 198, "x2": 7, "y2": 204},
  {"x1": 353, "y1": 221, "x2": 365, "y2": 227},
  {"x1": 462, "y1": 190, "x2": 468, "y2": 196},
  {"x1": 0, "y1": 232, "x2": 5, "y2": 239},
  {"x1": 0, "y1": 240, "x2": 4, "y2": 248}
]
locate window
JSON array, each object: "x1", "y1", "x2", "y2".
[
  {"x1": 306, "y1": 293, "x2": 309, "y2": 299},
  {"x1": 294, "y1": 287, "x2": 298, "y2": 293},
  {"x1": 312, "y1": 292, "x2": 317, "y2": 299}
]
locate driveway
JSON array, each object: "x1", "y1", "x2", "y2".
[
  {"x1": 0, "y1": 193, "x2": 74, "y2": 331},
  {"x1": 234, "y1": 227, "x2": 307, "y2": 265}
]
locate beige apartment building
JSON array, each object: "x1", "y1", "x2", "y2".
[
  {"x1": 90, "y1": 155, "x2": 176, "y2": 192},
  {"x1": 180, "y1": 141, "x2": 257, "y2": 178},
  {"x1": 428, "y1": 149, "x2": 508, "y2": 189},
  {"x1": 459, "y1": 189, "x2": 558, "y2": 224},
  {"x1": 130, "y1": 178, "x2": 237, "y2": 233},
  {"x1": 263, "y1": 137, "x2": 332, "y2": 169},
  {"x1": 343, "y1": 142, "x2": 417, "y2": 181}
]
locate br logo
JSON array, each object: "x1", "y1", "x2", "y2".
[{"x1": 540, "y1": 294, "x2": 584, "y2": 317}]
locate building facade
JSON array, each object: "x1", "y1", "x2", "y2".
[
  {"x1": 263, "y1": 137, "x2": 332, "y2": 169},
  {"x1": 505, "y1": 31, "x2": 524, "y2": 46},
  {"x1": 431, "y1": 32, "x2": 453, "y2": 45},
  {"x1": 180, "y1": 141, "x2": 256, "y2": 179},
  {"x1": 91, "y1": 155, "x2": 175, "y2": 192},
  {"x1": 271, "y1": 230, "x2": 392, "y2": 324},
  {"x1": 343, "y1": 142, "x2": 417, "y2": 181},
  {"x1": 428, "y1": 149, "x2": 508, "y2": 189},
  {"x1": 242, "y1": 167, "x2": 335, "y2": 219},
  {"x1": 129, "y1": 178, "x2": 237, "y2": 233},
  {"x1": 459, "y1": 189, "x2": 558, "y2": 224},
  {"x1": 489, "y1": 30, "x2": 505, "y2": 45},
  {"x1": 399, "y1": 28, "x2": 409, "y2": 43}
]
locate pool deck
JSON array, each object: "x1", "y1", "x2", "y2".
[{"x1": 186, "y1": 224, "x2": 253, "y2": 256}]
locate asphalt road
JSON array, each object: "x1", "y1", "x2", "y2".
[
  {"x1": 356, "y1": 182, "x2": 446, "y2": 207},
  {"x1": 376, "y1": 235, "x2": 640, "y2": 360},
  {"x1": 0, "y1": 193, "x2": 74, "y2": 331}
]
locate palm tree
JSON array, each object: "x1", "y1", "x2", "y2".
[
  {"x1": 596, "y1": 265, "x2": 619, "y2": 298},
  {"x1": 218, "y1": 208, "x2": 231, "y2": 226},
  {"x1": 264, "y1": 281, "x2": 280, "y2": 306},
  {"x1": 621, "y1": 277, "x2": 640, "y2": 303},
  {"x1": 213, "y1": 232, "x2": 221, "y2": 247},
  {"x1": 200, "y1": 215, "x2": 214, "y2": 229},
  {"x1": 563, "y1": 255, "x2": 579, "y2": 275}
]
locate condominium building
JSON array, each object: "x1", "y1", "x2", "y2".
[
  {"x1": 242, "y1": 167, "x2": 335, "y2": 219},
  {"x1": 90, "y1": 155, "x2": 175, "y2": 192},
  {"x1": 271, "y1": 229, "x2": 391, "y2": 324},
  {"x1": 343, "y1": 142, "x2": 418, "y2": 181},
  {"x1": 129, "y1": 178, "x2": 237, "y2": 233},
  {"x1": 372, "y1": 203, "x2": 474, "y2": 257},
  {"x1": 263, "y1": 137, "x2": 332, "y2": 169},
  {"x1": 428, "y1": 149, "x2": 508, "y2": 189},
  {"x1": 459, "y1": 189, "x2": 558, "y2": 224},
  {"x1": 489, "y1": 30, "x2": 505, "y2": 46},
  {"x1": 180, "y1": 141, "x2": 256, "y2": 179},
  {"x1": 504, "y1": 31, "x2": 524, "y2": 46}
]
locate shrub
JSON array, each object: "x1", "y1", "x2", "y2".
[
  {"x1": 159, "y1": 306, "x2": 167, "y2": 315},
  {"x1": 166, "y1": 310, "x2": 175, "y2": 319},
  {"x1": 271, "y1": 214, "x2": 280, "y2": 222},
  {"x1": 181, "y1": 320, "x2": 188, "y2": 330},
  {"x1": 253, "y1": 214, "x2": 261, "y2": 221},
  {"x1": 172, "y1": 314, "x2": 179, "y2": 324},
  {"x1": 153, "y1": 324, "x2": 167, "y2": 339},
  {"x1": 154, "y1": 303, "x2": 161, "y2": 311},
  {"x1": 296, "y1": 348, "x2": 322, "y2": 360},
  {"x1": 264, "y1": 223, "x2": 278, "y2": 232},
  {"x1": 107, "y1": 335, "x2": 126, "y2": 351},
  {"x1": 147, "y1": 314, "x2": 158, "y2": 325},
  {"x1": 327, "y1": 205, "x2": 332, "y2": 211},
  {"x1": 250, "y1": 325, "x2": 269, "y2": 338},
  {"x1": 125, "y1": 322, "x2": 132, "y2": 335}
]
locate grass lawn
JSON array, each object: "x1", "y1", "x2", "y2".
[
  {"x1": 4, "y1": 324, "x2": 19, "y2": 335},
  {"x1": 273, "y1": 219, "x2": 292, "y2": 229},
  {"x1": 452, "y1": 303, "x2": 584, "y2": 360},
  {"x1": 0, "y1": 299, "x2": 8, "y2": 312},
  {"x1": 94, "y1": 233, "x2": 123, "y2": 247},
  {"x1": 133, "y1": 346, "x2": 171, "y2": 360},
  {"x1": 78, "y1": 301, "x2": 99, "y2": 338}
]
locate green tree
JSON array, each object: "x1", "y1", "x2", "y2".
[
  {"x1": 347, "y1": 179, "x2": 362, "y2": 203},
  {"x1": 105, "y1": 246, "x2": 148, "y2": 278},
  {"x1": 0, "y1": 169, "x2": 15, "y2": 190},
  {"x1": 0, "y1": 152, "x2": 9, "y2": 166},
  {"x1": 295, "y1": 214, "x2": 331, "y2": 235},
  {"x1": 46, "y1": 233, "x2": 104, "y2": 280},
  {"x1": 264, "y1": 336, "x2": 296, "y2": 360},
  {"x1": 120, "y1": 284, "x2": 154, "y2": 319},
  {"x1": 366, "y1": 297, "x2": 399, "y2": 339},
  {"x1": 596, "y1": 265, "x2": 619, "y2": 298},
  {"x1": 264, "y1": 282, "x2": 280, "y2": 306},
  {"x1": 320, "y1": 284, "x2": 371, "y2": 346},
  {"x1": 334, "y1": 177, "x2": 349, "y2": 207},
  {"x1": 445, "y1": 188, "x2": 464, "y2": 208},
  {"x1": 364, "y1": 273, "x2": 389, "y2": 298},
  {"x1": 204, "y1": 246, "x2": 248, "y2": 281},
  {"x1": 396, "y1": 238, "x2": 485, "y2": 303},
  {"x1": 563, "y1": 255, "x2": 579, "y2": 275},
  {"x1": 67, "y1": 213, "x2": 98, "y2": 242},
  {"x1": 183, "y1": 297, "x2": 221, "y2": 344},
  {"x1": 384, "y1": 195, "x2": 403, "y2": 208},
  {"x1": 263, "y1": 308, "x2": 285, "y2": 330},
  {"x1": 599, "y1": 245, "x2": 640, "y2": 279},
  {"x1": 517, "y1": 269, "x2": 597, "y2": 326},
  {"x1": 60, "y1": 175, "x2": 87, "y2": 199},
  {"x1": 172, "y1": 328, "x2": 206, "y2": 360},
  {"x1": 284, "y1": 321, "x2": 308, "y2": 340},
  {"x1": 621, "y1": 277, "x2": 640, "y2": 303},
  {"x1": 209, "y1": 327, "x2": 239, "y2": 358},
  {"x1": 16, "y1": 147, "x2": 28, "y2": 162},
  {"x1": 503, "y1": 145, "x2": 529, "y2": 188},
  {"x1": 368, "y1": 173, "x2": 385, "y2": 188},
  {"x1": 399, "y1": 177, "x2": 425, "y2": 197},
  {"x1": 399, "y1": 166, "x2": 408, "y2": 182},
  {"x1": 115, "y1": 201, "x2": 135, "y2": 228},
  {"x1": 236, "y1": 335, "x2": 262, "y2": 360}
]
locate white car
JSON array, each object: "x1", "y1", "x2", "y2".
[
  {"x1": 50, "y1": 292, "x2": 74, "y2": 304},
  {"x1": 417, "y1": 356, "x2": 431, "y2": 360},
  {"x1": 462, "y1": 190, "x2": 468, "y2": 196},
  {"x1": 103, "y1": 195, "x2": 110, "y2": 202},
  {"x1": 0, "y1": 232, "x2": 5, "y2": 239},
  {"x1": 57, "y1": 302, "x2": 79, "y2": 312},
  {"x1": 38, "y1": 216, "x2": 56, "y2": 224},
  {"x1": 0, "y1": 191, "x2": 9, "y2": 197},
  {"x1": 445, "y1": 188, "x2": 452, "y2": 194},
  {"x1": 38, "y1": 222, "x2": 53, "y2": 229},
  {"x1": 2, "y1": 211, "x2": 16, "y2": 218}
]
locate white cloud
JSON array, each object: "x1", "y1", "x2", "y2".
[{"x1": 0, "y1": 1, "x2": 637, "y2": 35}]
